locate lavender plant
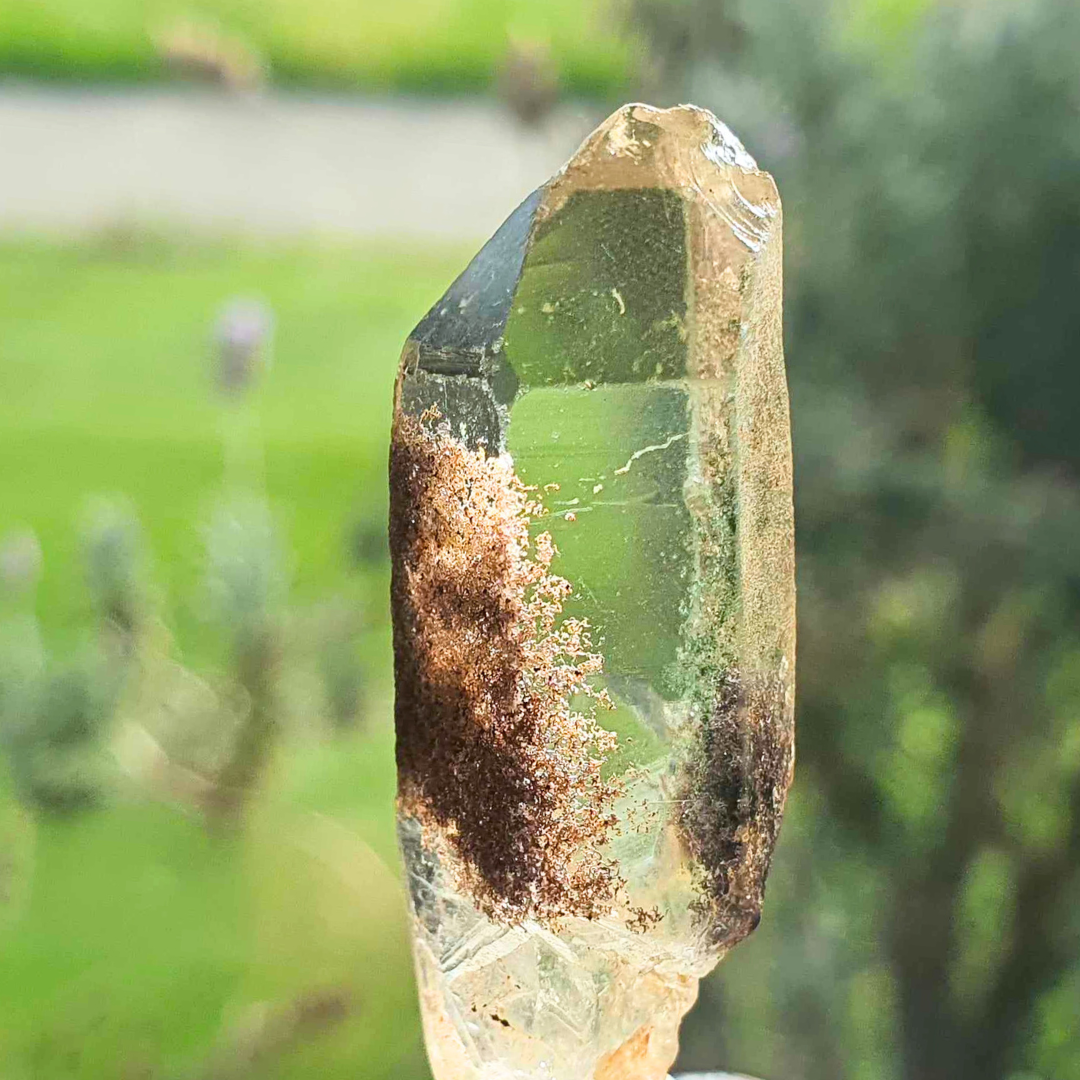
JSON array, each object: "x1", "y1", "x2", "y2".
[
  {"x1": 0, "y1": 517, "x2": 135, "y2": 815},
  {"x1": 0, "y1": 295, "x2": 369, "y2": 832},
  {"x1": 201, "y1": 496, "x2": 285, "y2": 825}
]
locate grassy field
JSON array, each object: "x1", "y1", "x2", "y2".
[
  {"x1": 0, "y1": 235, "x2": 471, "y2": 1079},
  {"x1": 0, "y1": 0, "x2": 637, "y2": 96}
]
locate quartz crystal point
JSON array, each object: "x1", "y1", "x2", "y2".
[{"x1": 389, "y1": 104, "x2": 794, "y2": 1080}]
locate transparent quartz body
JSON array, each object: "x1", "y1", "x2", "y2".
[{"x1": 390, "y1": 105, "x2": 794, "y2": 1080}]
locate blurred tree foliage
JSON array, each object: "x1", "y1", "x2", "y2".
[{"x1": 631, "y1": 1, "x2": 1080, "y2": 1078}]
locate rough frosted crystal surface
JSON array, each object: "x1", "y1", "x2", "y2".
[{"x1": 389, "y1": 104, "x2": 795, "y2": 1080}]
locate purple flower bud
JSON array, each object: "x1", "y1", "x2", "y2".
[{"x1": 214, "y1": 298, "x2": 274, "y2": 395}]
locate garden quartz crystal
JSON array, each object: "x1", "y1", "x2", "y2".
[{"x1": 389, "y1": 104, "x2": 794, "y2": 1080}]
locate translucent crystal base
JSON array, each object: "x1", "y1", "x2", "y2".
[{"x1": 401, "y1": 815, "x2": 706, "y2": 1080}]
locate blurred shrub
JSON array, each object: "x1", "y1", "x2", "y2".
[
  {"x1": 311, "y1": 598, "x2": 368, "y2": 733},
  {"x1": 2, "y1": 663, "x2": 114, "y2": 815},
  {"x1": 83, "y1": 498, "x2": 148, "y2": 664},
  {"x1": 630, "y1": 2, "x2": 1080, "y2": 1078},
  {"x1": 0, "y1": 519, "x2": 131, "y2": 816},
  {"x1": 202, "y1": 496, "x2": 285, "y2": 826}
]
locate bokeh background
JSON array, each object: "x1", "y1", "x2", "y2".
[{"x1": 1, "y1": 1, "x2": 1079, "y2": 1078}]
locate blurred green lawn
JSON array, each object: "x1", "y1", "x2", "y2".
[
  {"x1": 0, "y1": 0, "x2": 635, "y2": 96},
  {"x1": 0, "y1": 236, "x2": 470, "y2": 1079}
]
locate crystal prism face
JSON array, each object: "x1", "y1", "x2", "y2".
[{"x1": 389, "y1": 104, "x2": 794, "y2": 1080}]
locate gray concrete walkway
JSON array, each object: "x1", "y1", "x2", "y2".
[{"x1": 0, "y1": 86, "x2": 603, "y2": 242}]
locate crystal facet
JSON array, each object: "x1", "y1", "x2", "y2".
[{"x1": 390, "y1": 104, "x2": 794, "y2": 1080}]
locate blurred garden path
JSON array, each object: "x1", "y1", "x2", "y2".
[{"x1": 0, "y1": 86, "x2": 602, "y2": 242}]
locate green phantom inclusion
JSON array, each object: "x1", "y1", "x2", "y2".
[{"x1": 389, "y1": 104, "x2": 795, "y2": 1080}]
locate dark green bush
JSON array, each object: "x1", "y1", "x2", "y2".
[{"x1": 631, "y1": 2, "x2": 1080, "y2": 1077}]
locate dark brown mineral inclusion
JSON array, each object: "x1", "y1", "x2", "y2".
[{"x1": 390, "y1": 406, "x2": 624, "y2": 925}]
